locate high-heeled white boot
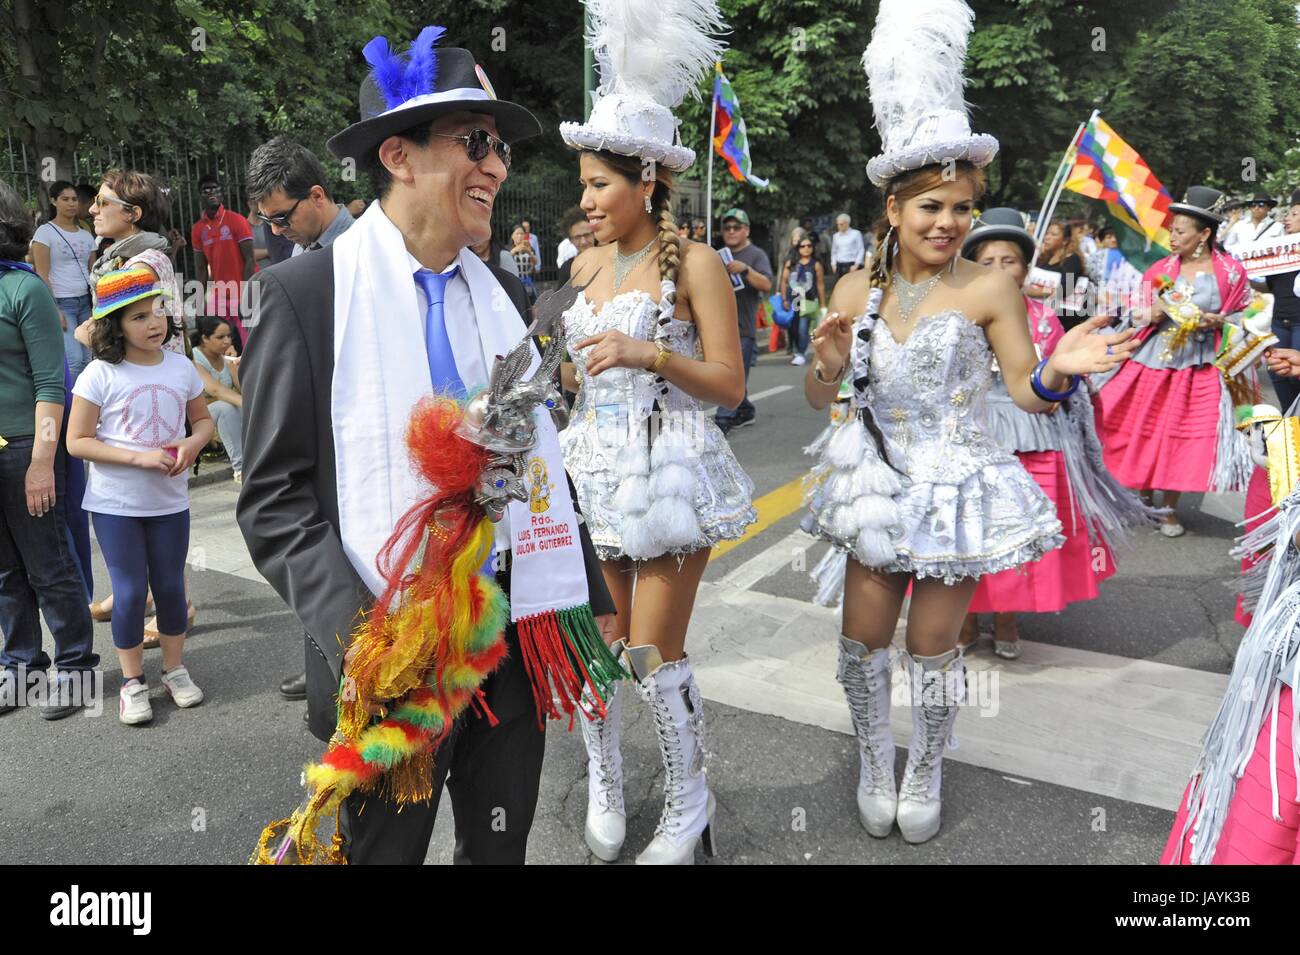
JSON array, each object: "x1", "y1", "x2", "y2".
[
  {"x1": 579, "y1": 673, "x2": 625, "y2": 862},
  {"x1": 896, "y1": 648, "x2": 965, "y2": 844},
  {"x1": 836, "y1": 636, "x2": 897, "y2": 837},
  {"x1": 625, "y1": 646, "x2": 717, "y2": 865}
]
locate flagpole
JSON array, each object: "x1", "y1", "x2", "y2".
[
  {"x1": 706, "y1": 62, "x2": 720, "y2": 246},
  {"x1": 1029, "y1": 109, "x2": 1097, "y2": 272}
]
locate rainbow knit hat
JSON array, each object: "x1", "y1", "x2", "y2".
[{"x1": 92, "y1": 266, "x2": 165, "y2": 320}]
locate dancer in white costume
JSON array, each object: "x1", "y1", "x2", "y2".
[
  {"x1": 557, "y1": 0, "x2": 756, "y2": 864},
  {"x1": 801, "y1": 0, "x2": 1137, "y2": 844}
]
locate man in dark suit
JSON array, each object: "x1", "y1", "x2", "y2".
[{"x1": 236, "y1": 36, "x2": 614, "y2": 865}]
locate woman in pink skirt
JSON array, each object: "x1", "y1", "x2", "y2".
[
  {"x1": 1163, "y1": 482, "x2": 1300, "y2": 865},
  {"x1": 957, "y1": 209, "x2": 1157, "y2": 657},
  {"x1": 1097, "y1": 186, "x2": 1254, "y2": 537}
]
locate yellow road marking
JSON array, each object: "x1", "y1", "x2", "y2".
[{"x1": 710, "y1": 476, "x2": 807, "y2": 561}]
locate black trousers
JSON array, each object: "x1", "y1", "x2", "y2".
[{"x1": 338, "y1": 626, "x2": 545, "y2": 865}]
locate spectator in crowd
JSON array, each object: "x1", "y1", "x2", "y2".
[
  {"x1": 830, "y1": 212, "x2": 865, "y2": 279},
  {"x1": 190, "y1": 172, "x2": 256, "y2": 352},
  {"x1": 800, "y1": 216, "x2": 831, "y2": 269},
  {"x1": 74, "y1": 183, "x2": 97, "y2": 232},
  {"x1": 1224, "y1": 192, "x2": 1283, "y2": 252},
  {"x1": 676, "y1": 221, "x2": 690, "y2": 238},
  {"x1": 247, "y1": 198, "x2": 271, "y2": 265},
  {"x1": 1075, "y1": 218, "x2": 1098, "y2": 259},
  {"x1": 246, "y1": 137, "x2": 355, "y2": 261},
  {"x1": 520, "y1": 215, "x2": 541, "y2": 269},
  {"x1": 1088, "y1": 226, "x2": 1143, "y2": 319},
  {"x1": 1028, "y1": 219, "x2": 1090, "y2": 330},
  {"x1": 0, "y1": 180, "x2": 99, "y2": 720},
  {"x1": 556, "y1": 205, "x2": 585, "y2": 268},
  {"x1": 690, "y1": 217, "x2": 707, "y2": 244},
  {"x1": 1256, "y1": 189, "x2": 1300, "y2": 412},
  {"x1": 68, "y1": 267, "x2": 213, "y2": 725},
  {"x1": 511, "y1": 224, "x2": 538, "y2": 302},
  {"x1": 345, "y1": 198, "x2": 367, "y2": 218},
  {"x1": 30, "y1": 180, "x2": 98, "y2": 379},
  {"x1": 556, "y1": 206, "x2": 595, "y2": 284},
  {"x1": 246, "y1": 136, "x2": 358, "y2": 704},
  {"x1": 780, "y1": 232, "x2": 826, "y2": 364},
  {"x1": 191, "y1": 316, "x2": 243, "y2": 481},
  {"x1": 471, "y1": 234, "x2": 519, "y2": 276},
  {"x1": 714, "y1": 207, "x2": 773, "y2": 434},
  {"x1": 78, "y1": 170, "x2": 195, "y2": 637}
]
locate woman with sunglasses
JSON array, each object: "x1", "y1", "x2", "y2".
[
  {"x1": 555, "y1": 0, "x2": 755, "y2": 864},
  {"x1": 779, "y1": 235, "x2": 827, "y2": 366},
  {"x1": 74, "y1": 170, "x2": 196, "y2": 637}
]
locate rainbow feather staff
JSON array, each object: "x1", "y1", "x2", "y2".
[{"x1": 252, "y1": 397, "x2": 512, "y2": 864}]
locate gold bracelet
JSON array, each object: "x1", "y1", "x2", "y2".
[
  {"x1": 813, "y1": 359, "x2": 847, "y2": 386},
  {"x1": 647, "y1": 341, "x2": 672, "y2": 374}
]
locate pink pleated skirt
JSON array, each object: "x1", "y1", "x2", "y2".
[
  {"x1": 1162, "y1": 685, "x2": 1299, "y2": 865},
  {"x1": 967, "y1": 451, "x2": 1115, "y2": 614},
  {"x1": 1098, "y1": 362, "x2": 1221, "y2": 492},
  {"x1": 1236, "y1": 466, "x2": 1272, "y2": 628}
]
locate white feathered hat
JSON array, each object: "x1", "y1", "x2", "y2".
[
  {"x1": 863, "y1": 0, "x2": 998, "y2": 187},
  {"x1": 559, "y1": 0, "x2": 726, "y2": 172}
]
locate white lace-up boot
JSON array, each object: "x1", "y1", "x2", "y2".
[
  {"x1": 836, "y1": 636, "x2": 897, "y2": 836},
  {"x1": 579, "y1": 659, "x2": 626, "y2": 862},
  {"x1": 896, "y1": 648, "x2": 965, "y2": 844},
  {"x1": 625, "y1": 646, "x2": 716, "y2": 865}
]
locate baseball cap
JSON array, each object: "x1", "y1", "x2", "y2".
[{"x1": 720, "y1": 208, "x2": 749, "y2": 225}]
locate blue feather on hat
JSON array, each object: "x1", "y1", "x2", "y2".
[{"x1": 362, "y1": 26, "x2": 447, "y2": 111}]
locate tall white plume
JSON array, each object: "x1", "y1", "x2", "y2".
[
  {"x1": 584, "y1": 0, "x2": 728, "y2": 107},
  {"x1": 863, "y1": 0, "x2": 977, "y2": 151}
]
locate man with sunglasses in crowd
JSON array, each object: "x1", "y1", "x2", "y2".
[
  {"x1": 714, "y1": 207, "x2": 773, "y2": 435},
  {"x1": 1224, "y1": 191, "x2": 1284, "y2": 253},
  {"x1": 243, "y1": 136, "x2": 357, "y2": 707},
  {"x1": 236, "y1": 30, "x2": 613, "y2": 865},
  {"x1": 247, "y1": 137, "x2": 355, "y2": 261},
  {"x1": 191, "y1": 172, "x2": 256, "y2": 352}
]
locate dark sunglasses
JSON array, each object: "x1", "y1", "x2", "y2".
[
  {"x1": 430, "y1": 128, "x2": 512, "y2": 170},
  {"x1": 1251, "y1": 201, "x2": 1272, "y2": 208},
  {"x1": 200, "y1": 184, "x2": 222, "y2": 194},
  {"x1": 256, "y1": 196, "x2": 305, "y2": 228},
  {"x1": 722, "y1": 222, "x2": 744, "y2": 231}
]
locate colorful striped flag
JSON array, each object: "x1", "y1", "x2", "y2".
[
  {"x1": 712, "y1": 64, "x2": 768, "y2": 189},
  {"x1": 1063, "y1": 115, "x2": 1172, "y2": 269}
]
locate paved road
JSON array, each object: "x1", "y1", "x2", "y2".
[{"x1": 2, "y1": 349, "x2": 1247, "y2": 864}]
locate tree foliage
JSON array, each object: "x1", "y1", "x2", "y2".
[{"x1": 3, "y1": 0, "x2": 1299, "y2": 223}]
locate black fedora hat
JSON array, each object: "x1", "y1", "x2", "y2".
[
  {"x1": 1290, "y1": 189, "x2": 1300, "y2": 207},
  {"x1": 327, "y1": 27, "x2": 541, "y2": 163},
  {"x1": 1247, "y1": 191, "x2": 1278, "y2": 208},
  {"x1": 961, "y1": 207, "x2": 1034, "y2": 263},
  {"x1": 1167, "y1": 185, "x2": 1229, "y2": 226}
]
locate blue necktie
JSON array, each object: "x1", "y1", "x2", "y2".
[
  {"x1": 414, "y1": 265, "x2": 499, "y2": 576},
  {"x1": 414, "y1": 266, "x2": 465, "y2": 398}
]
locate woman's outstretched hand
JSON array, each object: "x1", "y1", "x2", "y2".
[
  {"x1": 810, "y1": 311, "x2": 855, "y2": 378},
  {"x1": 1046, "y1": 314, "x2": 1139, "y2": 378}
]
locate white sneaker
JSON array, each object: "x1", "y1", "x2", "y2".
[
  {"x1": 119, "y1": 682, "x2": 153, "y2": 725},
  {"x1": 161, "y1": 666, "x2": 204, "y2": 708},
  {"x1": 791, "y1": 354, "x2": 807, "y2": 366},
  {"x1": 232, "y1": 470, "x2": 243, "y2": 484}
]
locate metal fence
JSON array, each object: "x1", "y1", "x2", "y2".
[{"x1": 3, "y1": 131, "x2": 252, "y2": 278}]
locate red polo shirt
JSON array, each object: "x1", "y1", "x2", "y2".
[{"x1": 192, "y1": 205, "x2": 255, "y2": 322}]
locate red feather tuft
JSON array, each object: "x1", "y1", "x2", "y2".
[{"x1": 406, "y1": 396, "x2": 485, "y2": 493}]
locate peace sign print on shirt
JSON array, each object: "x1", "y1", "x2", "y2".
[{"x1": 120, "y1": 383, "x2": 187, "y2": 448}]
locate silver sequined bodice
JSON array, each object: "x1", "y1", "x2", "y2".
[
  {"x1": 866, "y1": 310, "x2": 1015, "y2": 484},
  {"x1": 559, "y1": 289, "x2": 756, "y2": 560},
  {"x1": 565, "y1": 290, "x2": 702, "y2": 424}
]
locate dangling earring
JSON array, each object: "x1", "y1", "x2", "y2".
[
  {"x1": 644, "y1": 195, "x2": 653, "y2": 214},
  {"x1": 882, "y1": 225, "x2": 895, "y2": 275},
  {"x1": 1193, "y1": 239, "x2": 1205, "y2": 260}
]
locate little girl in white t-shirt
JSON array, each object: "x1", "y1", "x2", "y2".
[{"x1": 66, "y1": 266, "x2": 214, "y2": 725}]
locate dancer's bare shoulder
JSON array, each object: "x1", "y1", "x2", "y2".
[{"x1": 826, "y1": 268, "x2": 874, "y2": 318}]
